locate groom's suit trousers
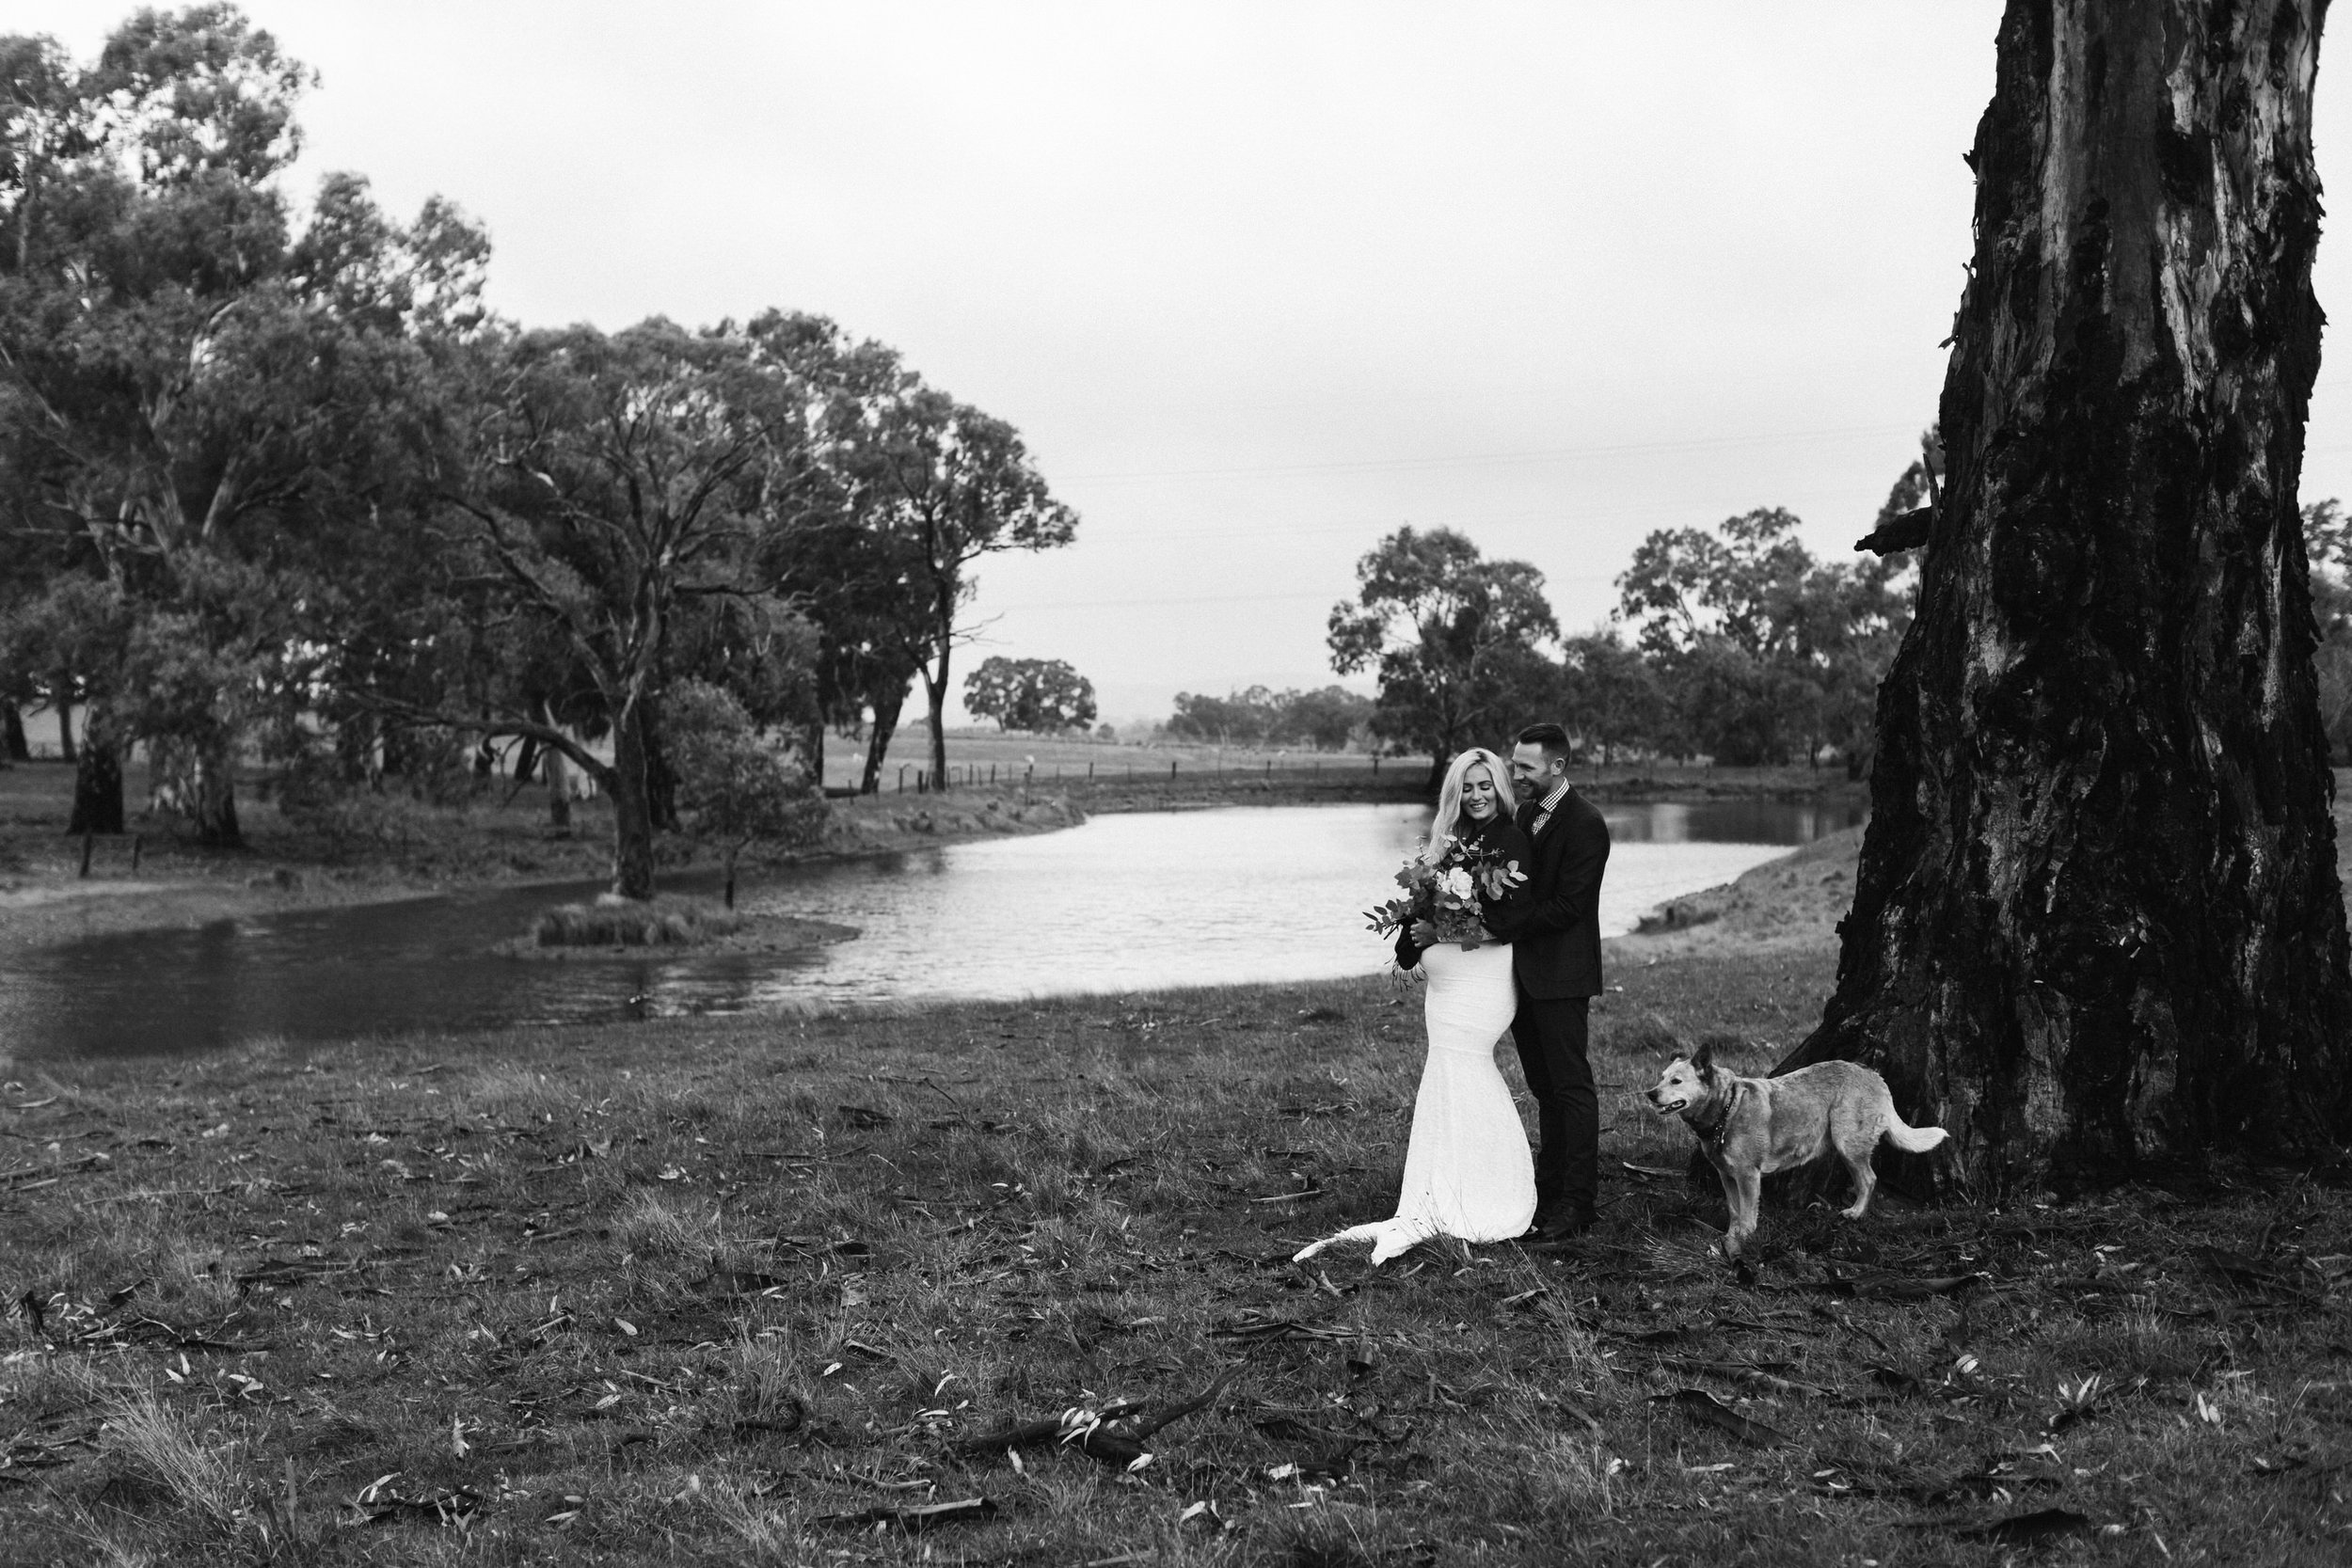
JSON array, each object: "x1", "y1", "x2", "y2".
[{"x1": 1511, "y1": 988, "x2": 1596, "y2": 1217}]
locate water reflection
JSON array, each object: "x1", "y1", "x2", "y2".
[{"x1": 0, "y1": 798, "x2": 1860, "y2": 1059}]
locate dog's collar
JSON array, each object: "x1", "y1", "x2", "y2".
[{"x1": 1683, "y1": 1086, "x2": 1733, "y2": 1148}]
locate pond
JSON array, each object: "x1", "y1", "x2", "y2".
[{"x1": 0, "y1": 798, "x2": 1861, "y2": 1059}]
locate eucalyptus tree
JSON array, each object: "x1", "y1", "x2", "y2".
[
  {"x1": 1786, "y1": 0, "x2": 2352, "y2": 1193},
  {"x1": 397, "y1": 319, "x2": 820, "y2": 900},
  {"x1": 962, "y1": 656, "x2": 1095, "y2": 734},
  {"x1": 0, "y1": 8, "x2": 480, "y2": 843},
  {"x1": 742, "y1": 312, "x2": 1078, "y2": 792},
  {"x1": 1327, "y1": 526, "x2": 1560, "y2": 786}
]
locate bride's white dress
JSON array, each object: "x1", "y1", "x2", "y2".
[{"x1": 1295, "y1": 940, "x2": 1537, "y2": 1264}]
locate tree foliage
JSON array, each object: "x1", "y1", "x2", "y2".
[
  {"x1": 1327, "y1": 527, "x2": 1559, "y2": 782},
  {"x1": 1615, "y1": 507, "x2": 1910, "y2": 769},
  {"x1": 961, "y1": 656, "x2": 1095, "y2": 733}
]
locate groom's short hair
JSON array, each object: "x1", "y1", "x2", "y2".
[{"x1": 1517, "y1": 722, "x2": 1570, "y2": 761}]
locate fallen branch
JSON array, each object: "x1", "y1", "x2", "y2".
[
  {"x1": 818, "y1": 1497, "x2": 995, "y2": 1533},
  {"x1": 1, "y1": 1152, "x2": 111, "y2": 1189},
  {"x1": 1650, "y1": 1387, "x2": 1788, "y2": 1447},
  {"x1": 955, "y1": 1366, "x2": 1241, "y2": 1469}
]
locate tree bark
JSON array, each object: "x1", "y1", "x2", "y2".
[
  {"x1": 187, "y1": 734, "x2": 243, "y2": 848},
  {"x1": 1, "y1": 703, "x2": 25, "y2": 763},
  {"x1": 533, "y1": 701, "x2": 571, "y2": 832},
  {"x1": 640, "y1": 701, "x2": 680, "y2": 832},
  {"x1": 65, "y1": 706, "x2": 122, "y2": 835},
  {"x1": 54, "y1": 690, "x2": 74, "y2": 764},
  {"x1": 924, "y1": 666, "x2": 952, "y2": 790},
  {"x1": 1781, "y1": 0, "x2": 2352, "y2": 1197},
  {"x1": 607, "y1": 697, "x2": 658, "y2": 900},
  {"x1": 543, "y1": 740, "x2": 572, "y2": 832},
  {"x1": 861, "y1": 686, "x2": 906, "y2": 795}
]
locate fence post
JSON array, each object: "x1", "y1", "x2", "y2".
[
  {"x1": 79, "y1": 831, "x2": 93, "y2": 879},
  {"x1": 898, "y1": 765, "x2": 908, "y2": 793},
  {"x1": 132, "y1": 833, "x2": 144, "y2": 871},
  {"x1": 990, "y1": 764, "x2": 996, "y2": 784},
  {"x1": 1089, "y1": 760, "x2": 1095, "y2": 779},
  {"x1": 1373, "y1": 755, "x2": 1380, "y2": 776},
  {"x1": 1264, "y1": 759, "x2": 1271, "y2": 778},
  {"x1": 1169, "y1": 760, "x2": 1177, "y2": 779}
]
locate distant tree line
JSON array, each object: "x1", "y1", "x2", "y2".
[
  {"x1": 1325, "y1": 457, "x2": 1931, "y2": 785},
  {"x1": 0, "y1": 8, "x2": 1079, "y2": 898},
  {"x1": 1162, "y1": 686, "x2": 1375, "y2": 751}
]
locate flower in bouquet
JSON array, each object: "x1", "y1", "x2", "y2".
[{"x1": 1366, "y1": 833, "x2": 1521, "y2": 947}]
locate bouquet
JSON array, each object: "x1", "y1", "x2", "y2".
[{"x1": 1366, "y1": 836, "x2": 1526, "y2": 948}]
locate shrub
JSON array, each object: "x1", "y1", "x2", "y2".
[{"x1": 533, "y1": 896, "x2": 741, "y2": 947}]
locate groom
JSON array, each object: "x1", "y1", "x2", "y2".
[{"x1": 1490, "y1": 722, "x2": 1611, "y2": 1241}]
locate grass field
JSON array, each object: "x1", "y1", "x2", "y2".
[{"x1": 5, "y1": 942, "x2": 2349, "y2": 1565}]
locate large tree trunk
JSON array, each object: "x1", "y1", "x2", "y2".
[
  {"x1": 65, "y1": 705, "x2": 122, "y2": 835},
  {"x1": 535, "y1": 701, "x2": 571, "y2": 832},
  {"x1": 861, "y1": 686, "x2": 906, "y2": 795},
  {"x1": 542, "y1": 741, "x2": 572, "y2": 832},
  {"x1": 1782, "y1": 0, "x2": 2352, "y2": 1198},
  {"x1": 606, "y1": 698, "x2": 657, "y2": 900},
  {"x1": 640, "y1": 701, "x2": 680, "y2": 831},
  {"x1": 1, "y1": 702, "x2": 26, "y2": 763},
  {"x1": 924, "y1": 657, "x2": 952, "y2": 790},
  {"x1": 54, "y1": 689, "x2": 74, "y2": 764},
  {"x1": 188, "y1": 734, "x2": 243, "y2": 849}
]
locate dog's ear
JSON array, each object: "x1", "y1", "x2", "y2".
[{"x1": 1691, "y1": 1040, "x2": 1713, "y2": 1078}]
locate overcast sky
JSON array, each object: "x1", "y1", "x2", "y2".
[{"x1": 24, "y1": 2, "x2": 2352, "y2": 725}]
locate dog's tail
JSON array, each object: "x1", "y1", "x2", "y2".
[{"x1": 1883, "y1": 1117, "x2": 1949, "y2": 1155}]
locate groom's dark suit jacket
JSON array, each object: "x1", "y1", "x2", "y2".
[{"x1": 1486, "y1": 786, "x2": 1610, "y2": 999}]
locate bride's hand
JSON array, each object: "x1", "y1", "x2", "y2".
[{"x1": 1408, "y1": 919, "x2": 1438, "y2": 947}]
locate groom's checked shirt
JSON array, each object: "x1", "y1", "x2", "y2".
[{"x1": 1528, "y1": 777, "x2": 1572, "y2": 837}]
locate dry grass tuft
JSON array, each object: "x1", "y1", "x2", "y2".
[
  {"x1": 100, "y1": 1390, "x2": 246, "y2": 1530},
  {"x1": 609, "y1": 1189, "x2": 723, "y2": 1260}
]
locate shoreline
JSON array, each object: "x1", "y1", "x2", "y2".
[
  {"x1": 0, "y1": 769, "x2": 1868, "y2": 964},
  {"x1": 0, "y1": 775, "x2": 1084, "y2": 957}
]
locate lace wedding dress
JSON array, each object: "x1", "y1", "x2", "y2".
[{"x1": 1295, "y1": 940, "x2": 1537, "y2": 1264}]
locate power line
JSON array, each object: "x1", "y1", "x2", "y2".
[
  {"x1": 1077, "y1": 483, "x2": 1894, "y2": 546},
  {"x1": 1057, "y1": 380, "x2": 2352, "y2": 486},
  {"x1": 989, "y1": 573, "x2": 1624, "y2": 614},
  {"x1": 1060, "y1": 420, "x2": 1931, "y2": 483}
]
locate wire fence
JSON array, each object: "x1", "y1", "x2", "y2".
[{"x1": 878, "y1": 753, "x2": 1409, "y2": 794}]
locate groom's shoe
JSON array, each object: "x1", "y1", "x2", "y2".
[{"x1": 1524, "y1": 1208, "x2": 1597, "y2": 1246}]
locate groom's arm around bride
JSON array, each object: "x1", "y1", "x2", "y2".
[{"x1": 1486, "y1": 723, "x2": 1611, "y2": 1239}]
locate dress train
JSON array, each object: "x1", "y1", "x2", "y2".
[{"x1": 1294, "y1": 942, "x2": 1536, "y2": 1263}]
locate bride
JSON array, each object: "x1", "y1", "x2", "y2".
[{"x1": 1295, "y1": 748, "x2": 1537, "y2": 1264}]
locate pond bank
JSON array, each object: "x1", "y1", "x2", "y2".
[{"x1": 0, "y1": 763, "x2": 1080, "y2": 956}]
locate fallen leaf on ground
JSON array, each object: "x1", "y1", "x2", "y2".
[
  {"x1": 1954, "y1": 1507, "x2": 2093, "y2": 1544},
  {"x1": 1650, "y1": 1387, "x2": 1787, "y2": 1447},
  {"x1": 817, "y1": 1496, "x2": 995, "y2": 1532}
]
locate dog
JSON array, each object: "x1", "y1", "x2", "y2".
[{"x1": 1643, "y1": 1042, "x2": 1948, "y2": 1258}]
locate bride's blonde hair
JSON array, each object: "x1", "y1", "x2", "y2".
[{"x1": 1422, "y1": 748, "x2": 1512, "y2": 866}]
